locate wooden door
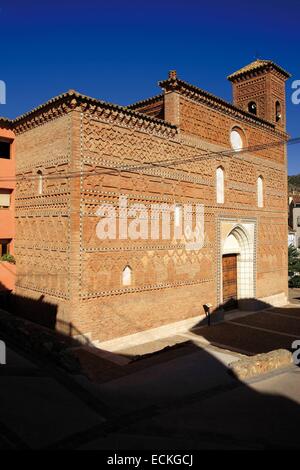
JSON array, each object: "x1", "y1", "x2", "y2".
[{"x1": 222, "y1": 254, "x2": 238, "y2": 309}]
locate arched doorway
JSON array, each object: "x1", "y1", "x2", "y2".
[{"x1": 222, "y1": 225, "x2": 254, "y2": 309}]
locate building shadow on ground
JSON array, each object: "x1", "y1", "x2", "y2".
[
  {"x1": 1, "y1": 291, "x2": 300, "y2": 449},
  {"x1": 191, "y1": 297, "x2": 300, "y2": 355}
]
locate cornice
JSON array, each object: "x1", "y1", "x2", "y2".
[
  {"x1": 8, "y1": 78, "x2": 290, "y2": 140},
  {"x1": 127, "y1": 94, "x2": 163, "y2": 109},
  {"x1": 12, "y1": 90, "x2": 177, "y2": 138},
  {"x1": 228, "y1": 60, "x2": 291, "y2": 82},
  {"x1": 0, "y1": 116, "x2": 13, "y2": 129}
]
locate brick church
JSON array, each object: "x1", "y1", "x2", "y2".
[{"x1": 6, "y1": 59, "x2": 290, "y2": 343}]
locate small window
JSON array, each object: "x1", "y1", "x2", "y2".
[
  {"x1": 37, "y1": 170, "x2": 43, "y2": 195},
  {"x1": 216, "y1": 167, "x2": 224, "y2": 204},
  {"x1": 0, "y1": 140, "x2": 11, "y2": 159},
  {"x1": 174, "y1": 205, "x2": 182, "y2": 228},
  {"x1": 248, "y1": 101, "x2": 257, "y2": 115},
  {"x1": 122, "y1": 266, "x2": 132, "y2": 286},
  {"x1": 257, "y1": 176, "x2": 263, "y2": 208},
  {"x1": 297, "y1": 217, "x2": 300, "y2": 227},
  {"x1": 0, "y1": 239, "x2": 11, "y2": 256},
  {"x1": 275, "y1": 101, "x2": 281, "y2": 122},
  {"x1": 230, "y1": 127, "x2": 244, "y2": 152},
  {"x1": 0, "y1": 189, "x2": 11, "y2": 208}
]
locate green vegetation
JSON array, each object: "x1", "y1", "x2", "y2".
[
  {"x1": 289, "y1": 275, "x2": 300, "y2": 288},
  {"x1": 289, "y1": 174, "x2": 300, "y2": 191},
  {"x1": 288, "y1": 244, "x2": 300, "y2": 287},
  {"x1": 0, "y1": 254, "x2": 16, "y2": 264}
]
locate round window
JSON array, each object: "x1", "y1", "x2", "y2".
[{"x1": 230, "y1": 128, "x2": 244, "y2": 152}]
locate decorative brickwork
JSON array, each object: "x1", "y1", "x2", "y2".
[
  {"x1": 11, "y1": 61, "x2": 289, "y2": 341},
  {"x1": 228, "y1": 60, "x2": 290, "y2": 130}
]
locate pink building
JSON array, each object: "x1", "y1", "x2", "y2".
[{"x1": 0, "y1": 119, "x2": 15, "y2": 292}]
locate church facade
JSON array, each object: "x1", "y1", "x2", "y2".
[{"x1": 11, "y1": 60, "x2": 290, "y2": 342}]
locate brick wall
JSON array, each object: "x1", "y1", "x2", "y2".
[
  {"x1": 72, "y1": 93, "x2": 288, "y2": 341},
  {"x1": 14, "y1": 113, "x2": 72, "y2": 325},
  {"x1": 12, "y1": 78, "x2": 288, "y2": 341}
]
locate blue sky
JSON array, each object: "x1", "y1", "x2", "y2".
[{"x1": 0, "y1": 0, "x2": 299, "y2": 174}]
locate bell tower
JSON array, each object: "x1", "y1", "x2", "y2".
[{"x1": 228, "y1": 60, "x2": 290, "y2": 130}]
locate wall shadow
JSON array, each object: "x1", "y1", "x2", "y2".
[
  {"x1": 0, "y1": 289, "x2": 94, "y2": 346},
  {"x1": 3, "y1": 292, "x2": 58, "y2": 329},
  {"x1": 0, "y1": 288, "x2": 93, "y2": 375}
]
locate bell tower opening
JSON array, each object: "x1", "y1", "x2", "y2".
[
  {"x1": 275, "y1": 100, "x2": 282, "y2": 122},
  {"x1": 248, "y1": 101, "x2": 257, "y2": 115},
  {"x1": 227, "y1": 59, "x2": 290, "y2": 129}
]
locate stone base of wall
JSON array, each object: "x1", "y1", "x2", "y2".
[{"x1": 93, "y1": 313, "x2": 207, "y2": 352}]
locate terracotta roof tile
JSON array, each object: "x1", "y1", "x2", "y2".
[
  {"x1": 158, "y1": 75, "x2": 277, "y2": 130},
  {"x1": 127, "y1": 94, "x2": 163, "y2": 109},
  {"x1": 0, "y1": 116, "x2": 12, "y2": 127},
  {"x1": 12, "y1": 90, "x2": 176, "y2": 130},
  {"x1": 227, "y1": 59, "x2": 291, "y2": 81}
]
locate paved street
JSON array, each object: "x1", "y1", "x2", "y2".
[
  {"x1": 190, "y1": 305, "x2": 300, "y2": 355},
  {"x1": 0, "y1": 342, "x2": 106, "y2": 449},
  {"x1": 1, "y1": 301, "x2": 300, "y2": 449}
]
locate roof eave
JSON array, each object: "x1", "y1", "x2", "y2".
[
  {"x1": 127, "y1": 93, "x2": 163, "y2": 109},
  {"x1": 158, "y1": 77, "x2": 280, "y2": 131},
  {"x1": 0, "y1": 117, "x2": 13, "y2": 128},
  {"x1": 228, "y1": 63, "x2": 291, "y2": 82},
  {"x1": 12, "y1": 90, "x2": 176, "y2": 131}
]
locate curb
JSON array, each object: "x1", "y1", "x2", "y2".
[{"x1": 228, "y1": 349, "x2": 293, "y2": 380}]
